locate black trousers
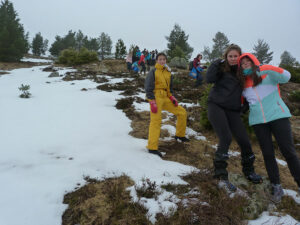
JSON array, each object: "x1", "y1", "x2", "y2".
[
  {"x1": 208, "y1": 102, "x2": 255, "y2": 179},
  {"x1": 253, "y1": 118, "x2": 300, "y2": 187}
]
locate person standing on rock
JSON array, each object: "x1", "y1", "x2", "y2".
[
  {"x1": 145, "y1": 52, "x2": 189, "y2": 157},
  {"x1": 206, "y1": 44, "x2": 262, "y2": 193},
  {"x1": 238, "y1": 53, "x2": 300, "y2": 203}
]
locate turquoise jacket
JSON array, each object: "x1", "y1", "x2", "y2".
[{"x1": 238, "y1": 53, "x2": 291, "y2": 126}]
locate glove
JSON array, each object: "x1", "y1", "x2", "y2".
[
  {"x1": 149, "y1": 100, "x2": 157, "y2": 113},
  {"x1": 169, "y1": 96, "x2": 178, "y2": 106},
  {"x1": 202, "y1": 65, "x2": 208, "y2": 69}
]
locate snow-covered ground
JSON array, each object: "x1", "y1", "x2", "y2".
[
  {"x1": 20, "y1": 57, "x2": 53, "y2": 63},
  {"x1": 0, "y1": 66, "x2": 194, "y2": 225},
  {"x1": 0, "y1": 65, "x2": 299, "y2": 225}
]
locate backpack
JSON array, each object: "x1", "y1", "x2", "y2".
[{"x1": 189, "y1": 61, "x2": 193, "y2": 71}]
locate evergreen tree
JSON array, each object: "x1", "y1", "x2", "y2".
[
  {"x1": 253, "y1": 39, "x2": 273, "y2": 64},
  {"x1": 75, "y1": 30, "x2": 87, "y2": 50},
  {"x1": 49, "y1": 30, "x2": 76, "y2": 56},
  {"x1": 0, "y1": 0, "x2": 29, "y2": 61},
  {"x1": 279, "y1": 51, "x2": 298, "y2": 67},
  {"x1": 166, "y1": 24, "x2": 193, "y2": 60},
  {"x1": 202, "y1": 32, "x2": 229, "y2": 62},
  {"x1": 97, "y1": 32, "x2": 112, "y2": 60},
  {"x1": 32, "y1": 32, "x2": 48, "y2": 56},
  {"x1": 83, "y1": 37, "x2": 100, "y2": 52},
  {"x1": 115, "y1": 39, "x2": 126, "y2": 59}
]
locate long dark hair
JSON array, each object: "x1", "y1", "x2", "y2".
[
  {"x1": 237, "y1": 56, "x2": 262, "y2": 87},
  {"x1": 222, "y1": 44, "x2": 242, "y2": 73}
]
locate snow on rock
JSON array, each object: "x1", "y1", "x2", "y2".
[
  {"x1": 248, "y1": 211, "x2": 299, "y2": 225},
  {"x1": 284, "y1": 189, "x2": 300, "y2": 204}
]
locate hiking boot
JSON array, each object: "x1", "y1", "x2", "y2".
[
  {"x1": 246, "y1": 172, "x2": 263, "y2": 184},
  {"x1": 175, "y1": 136, "x2": 190, "y2": 142},
  {"x1": 270, "y1": 184, "x2": 284, "y2": 203},
  {"x1": 148, "y1": 149, "x2": 163, "y2": 158},
  {"x1": 218, "y1": 179, "x2": 237, "y2": 193}
]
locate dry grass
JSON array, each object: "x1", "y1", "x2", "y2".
[{"x1": 62, "y1": 175, "x2": 151, "y2": 225}]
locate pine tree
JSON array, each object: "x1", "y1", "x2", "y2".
[
  {"x1": 75, "y1": 30, "x2": 87, "y2": 50},
  {"x1": 115, "y1": 39, "x2": 126, "y2": 59},
  {"x1": 32, "y1": 32, "x2": 48, "y2": 56},
  {"x1": 202, "y1": 32, "x2": 229, "y2": 62},
  {"x1": 279, "y1": 51, "x2": 298, "y2": 67},
  {"x1": 253, "y1": 39, "x2": 273, "y2": 64},
  {"x1": 97, "y1": 32, "x2": 112, "y2": 60},
  {"x1": 166, "y1": 24, "x2": 193, "y2": 60},
  {"x1": 49, "y1": 30, "x2": 76, "y2": 56},
  {"x1": 83, "y1": 37, "x2": 100, "y2": 52},
  {"x1": 0, "y1": 0, "x2": 29, "y2": 61}
]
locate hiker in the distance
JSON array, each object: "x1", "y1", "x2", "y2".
[
  {"x1": 238, "y1": 53, "x2": 300, "y2": 203},
  {"x1": 189, "y1": 54, "x2": 207, "y2": 87},
  {"x1": 138, "y1": 53, "x2": 146, "y2": 75},
  {"x1": 145, "y1": 52, "x2": 189, "y2": 157},
  {"x1": 206, "y1": 44, "x2": 262, "y2": 192},
  {"x1": 126, "y1": 52, "x2": 132, "y2": 72}
]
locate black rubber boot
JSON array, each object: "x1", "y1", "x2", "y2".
[
  {"x1": 175, "y1": 136, "x2": 190, "y2": 142},
  {"x1": 148, "y1": 149, "x2": 163, "y2": 158},
  {"x1": 270, "y1": 183, "x2": 284, "y2": 203},
  {"x1": 218, "y1": 179, "x2": 237, "y2": 193},
  {"x1": 246, "y1": 172, "x2": 263, "y2": 184}
]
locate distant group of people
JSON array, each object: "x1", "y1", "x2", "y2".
[
  {"x1": 126, "y1": 47, "x2": 158, "y2": 75},
  {"x1": 144, "y1": 44, "x2": 300, "y2": 203}
]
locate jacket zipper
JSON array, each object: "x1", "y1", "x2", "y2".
[
  {"x1": 253, "y1": 87, "x2": 266, "y2": 123},
  {"x1": 277, "y1": 101, "x2": 285, "y2": 112}
]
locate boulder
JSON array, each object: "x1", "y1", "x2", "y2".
[{"x1": 48, "y1": 72, "x2": 60, "y2": 77}]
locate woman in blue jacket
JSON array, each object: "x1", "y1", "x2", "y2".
[{"x1": 238, "y1": 53, "x2": 300, "y2": 203}]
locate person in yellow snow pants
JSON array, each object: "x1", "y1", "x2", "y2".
[{"x1": 144, "y1": 53, "x2": 189, "y2": 157}]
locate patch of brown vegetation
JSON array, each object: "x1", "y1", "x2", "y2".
[
  {"x1": 277, "y1": 196, "x2": 300, "y2": 221},
  {"x1": 156, "y1": 171, "x2": 249, "y2": 225},
  {"x1": 0, "y1": 61, "x2": 50, "y2": 71},
  {"x1": 62, "y1": 175, "x2": 151, "y2": 225}
]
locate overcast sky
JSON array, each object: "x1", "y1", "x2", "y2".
[{"x1": 9, "y1": 0, "x2": 300, "y2": 64}]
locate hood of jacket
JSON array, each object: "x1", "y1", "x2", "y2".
[{"x1": 238, "y1": 53, "x2": 260, "y2": 67}]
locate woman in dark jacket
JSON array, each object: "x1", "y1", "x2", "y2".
[{"x1": 206, "y1": 44, "x2": 261, "y2": 192}]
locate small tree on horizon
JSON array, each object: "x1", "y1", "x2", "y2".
[
  {"x1": 279, "y1": 51, "x2": 298, "y2": 67},
  {"x1": 0, "y1": 0, "x2": 29, "y2": 61},
  {"x1": 32, "y1": 32, "x2": 48, "y2": 56},
  {"x1": 202, "y1": 31, "x2": 230, "y2": 62},
  {"x1": 115, "y1": 39, "x2": 126, "y2": 59},
  {"x1": 252, "y1": 39, "x2": 273, "y2": 64},
  {"x1": 166, "y1": 24, "x2": 193, "y2": 60},
  {"x1": 98, "y1": 32, "x2": 112, "y2": 60}
]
